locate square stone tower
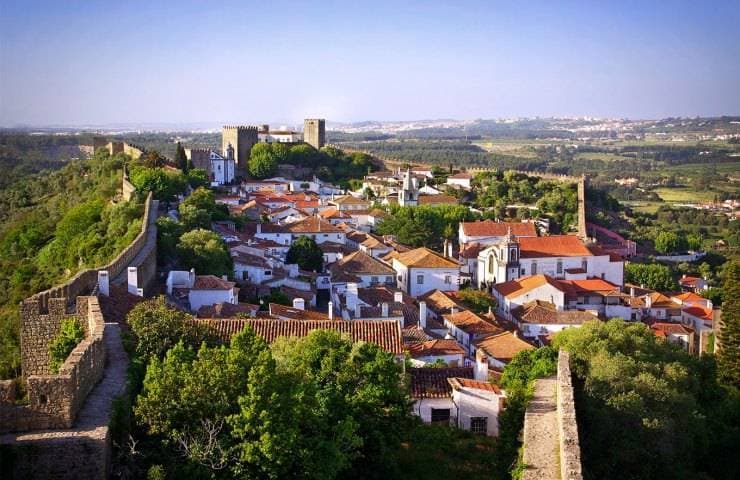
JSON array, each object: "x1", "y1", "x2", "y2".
[
  {"x1": 303, "y1": 118, "x2": 326, "y2": 149},
  {"x1": 222, "y1": 125, "x2": 258, "y2": 168}
]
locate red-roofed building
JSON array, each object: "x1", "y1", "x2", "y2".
[
  {"x1": 678, "y1": 275, "x2": 708, "y2": 293},
  {"x1": 651, "y1": 322, "x2": 693, "y2": 352}
]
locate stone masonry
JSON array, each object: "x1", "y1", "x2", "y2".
[
  {"x1": 522, "y1": 349, "x2": 583, "y2": 480},
  {"x1": 222, "y1": 125, "x2": 258, "y2": 168}
]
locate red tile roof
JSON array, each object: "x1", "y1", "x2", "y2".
[
  {"x1": 269, "y1": 303, "x2": 330, "y2": 321},
  {"x1": 193, "y1": 275, "x2": 236, "y2": 290},
  {"x1": 286, "y1": 216, "x2": 343, "y2": 233},
  {"x1": 474, "y1": 331, "x2": 535, "y2": 361},
  {"x1": 443, "y1": 310, "x2": 504, "y2": 336},
  {"x1": 460, "y1": 220, "x2": 537, "y2": 238},
  {"x1": 679, "y1": 276, "x2": 703, "y2": 286},
  {"x1": 683, "y1": 306, "x2": 713, "y2": 322},
  {"x1": 407, "y1": 339, "x2": 466, "y2": 358},
  {"x1": 393, "y1": 247, "x2": 459, "y2": 268},
  {"x1": 448, "y1": 377, "x2": 502, "y2": 394},
  {"x1": 512, "y1": 300, "x2": 597, "y2": 325},
  {"x1": 197, "y1": 302, "x2": 259, "y2": 318},
  {"x1": 409, "y1": 367, "x2": 474, "y2": 398},
  {"x1": 651, "y1": 322, "x2": 690, "y2": 337},
  {"x1": 518, "y1": 235, "x2": 592, "y2": 258},
  {"x1": 194, "y1": 318, "x2": 404, "y2": 354},
  {"x1": 494, "y1": 275, "x2": 563, "y2": 299}
]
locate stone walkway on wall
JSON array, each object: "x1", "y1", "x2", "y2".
[
  {"x1": 521, "y1": 376, "x2": 559, "y2": 480},
  {"x1": 0, "y1": 322, "x2": 129, "y2": 478}
]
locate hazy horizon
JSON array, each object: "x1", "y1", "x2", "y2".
[{"x1": 2, "y1": 0, "x2": 739, "y2": 126}]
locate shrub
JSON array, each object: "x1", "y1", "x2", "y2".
[{"x1": 48, "y1": 317, "x2": 84, "y2": 373}]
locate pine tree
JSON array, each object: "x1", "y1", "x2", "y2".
[
  {"x1": 717, "y1": 261, "x2": 740, "y2": 388},
  {"x1": 175, "y1": 141, "x2": 188, "y2": 173}
]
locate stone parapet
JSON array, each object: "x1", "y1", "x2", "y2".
[
  {"x1": 2, "y1": 296, "x2": 106, "y2": 433},
  {"x1": 556, "y1": 350, "x2": 583, "y2": 480}
]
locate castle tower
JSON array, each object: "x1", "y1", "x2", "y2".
[
  {"x1": 398, "y1": 169, "x2": 419, "y2": 207},
  {"x1": 303, "y1": 118, "x2": 326, "y2": 149},
  {"x1": 225, "y1": 142, "x2": 234, "y2": 160},
  {"x1": 222, "y1": 125, "x2": 258, "y2": 169}
]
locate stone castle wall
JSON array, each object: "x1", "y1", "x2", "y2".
[
  {"x1": 556, "y1": 350, "x2": 583, "y2": 480},
  {"x1": 121, "y1": 164, "x2": 136, "y2": 201},
  {"x1": 28, "y1": 192, "x2": 154, "y2": 313},
  {"x1": 0, "y1": 296, "x2": 106, "y2": 433}
]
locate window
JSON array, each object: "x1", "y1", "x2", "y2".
[
  {"x1": 531, "y1": 261, "x2": 537, "y2": 274},
  {"x1": 417, "y1": 274, "x2": 424, "y2": 285},
  {"x1": 557, "y1": 259, "x2": 563, "y2": 274},
  {"x1": 510, "y1": 249, "x2": 517, "y2": 262},
  {"x1": 242, "y1": 271, "x2": 248, "y2": 280},
  {"x1": 386, "y1": 276, "x2": 393, "y2": 284},
  {"x1": 470, "y1": 417, "x2": 488, "y2": 435},
  {"x1": 444, "y1": 275, "x2": 451, "y2": 284},
  {"x1": 488, "y1": 255, "x2": 495, "y2": 274},
  {"x1": 264, "y1": 270, "x2": 271, "y2": 276},
  {"x1": 323, "y1": 234, "x2": 328, "y2": 237},
  {"x1": 582, "y1": 259, "x2": 588, "y2": 271},
  {"x1": 371, "y1": 276, "x2": 378, "y2": 284},
  {"x1": 520, "y1": 268, "x2": 526, "y2": 275},
  {"x1": 431, "y1": 408, "x2": 451, "y2": 424}
]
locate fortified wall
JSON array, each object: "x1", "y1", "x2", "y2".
[
  {"x1": 522, "y1": 349, "x2": 583, "y2": 480},
  {"x1": 0, "y1": 296, "x2": 105, "y2": 433},
  {"x1": 27, "y1": 191, "x2": 156, "y2": 315}
]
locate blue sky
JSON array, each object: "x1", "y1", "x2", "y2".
[{"x1": 1, "y1": 0, "x2": 739, "y2": 126}]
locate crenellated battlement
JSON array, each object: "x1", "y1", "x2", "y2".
[{"x1": 222, "y1": 125, "x2": 259, "y2": 131}]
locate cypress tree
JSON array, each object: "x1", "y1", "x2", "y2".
[
  {"x1": 175, "y1": 141, "x2": 188, "y2": 173},
  {"x1": 717, "y1": 261, "x2": 740, "y2": 388}
]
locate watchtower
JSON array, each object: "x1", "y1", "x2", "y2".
[
  {"x1": 222, "y1": 125, "x2": 258, "y2": 168},
  {"x1": 303, "y1": 118, "x2": 326, "y2": 149}
]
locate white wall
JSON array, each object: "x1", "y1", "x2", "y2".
[
  {"x1": 452, "y1": 388, "x2": 503, "y2": 436},
  {"x1": 394, "y1": 263, "x2": 460, "y2": 297},
  {"x1": 188, "y1": 289, "x2": 236, "y2": 312},
  {"x1": 414, "y1": 397, "x2": 455, "y2": 425},
  {"x1": 413, "y1": 353, "x2": 464, "y2": 367}
]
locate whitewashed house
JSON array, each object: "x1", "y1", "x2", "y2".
[{"x1": 391, "y1": 247, "x2": 460, "y2": 297}]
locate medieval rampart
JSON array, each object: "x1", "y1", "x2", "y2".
[
  {"x1": 0, "y1": 296, "x2": 105, "y2": 433},
  {"x1": 522, "y1": 349, "x2": 583, "y2": 480},
  {"x1": 121, "y1": 164, "x2": 136, "y2": 201},
  {"x1": 28, "y1": 191, "x2": 155, "y2": 313}
]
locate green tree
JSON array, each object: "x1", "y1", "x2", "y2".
[
  {"x1": 687, "y1": 233, "x2": 703, "y2": 251},
  {"x1": 177, "y1": 229, "x2": 233, "y2": 277},
  {"x1": 654, "y1": 230, "x2": 687, "y2": 254},
  {"x1": 129, "y1": 167, "x2": 188, "y2": 202},
  {"x1": 155, "y1": 217, "x2": 184, "y2": 264},
  {"x1": 553, "y1": 319, "x2": 740, "y2": 479},
  {"x1": 717, "y1": 261, "x2": 740, "y2": 388},
  {"x1": 187, "y1": 168, "x2": 208, "y2": 189},
  {"x1": 127, "y1": 296, "x2": 214, "y2": 362},
  {"x1": 286, "y1": 236, "x2": 324, "y2": 272},
  {"x1": 175, "y1": 142, "x2": 188, "y2": 173},
  {"x1": 456, "y1": 288, "x2": 496, "y2": 314},
  {"x1": 625, "y1": 262, "x2": 678, "y2": 291},
  {"x1": 248, "y1": 143, "x2": 277, "y2": 179}
]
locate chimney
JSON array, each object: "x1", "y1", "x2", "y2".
[
  {"x1": 346, "y1": 282, "x2": 358, "y2": 312},
  {"x1": 256, "y1": 223, "x2": 262, "y2": 234},
  {"x1": 474, "y1": 349, "x2": 489, "y2": 382},
  {"x1": 630, "y1": 286, "x2": 635, "y2": 298},
  {"x1": 645, "y1": 295, "x2": 653, "y2": 309},
  {"x1": 443, "y1": 239, "x2": 449, "y2": 258},
  {"x1": 328, "y1": 301, "x2": 334, "y2": 320},
  {"x1": 127, "y1": 267, "x2": 139, "y2": 296},
  {"x1": 355, "y1": 302, "x2": 362, "y2": 319},
  {"x1": 98, "y1": 270, "x2": 110, "y2": 297},
  {"x1": 394, "y1": 291, "x2": 403, "y2": 303},
  {"x1": 189, "y1": 268, "x2": 196, "y2": 288},
  {"x1": 450, "y1": 306, "x2": 458, "y2": 315},
  {"x1": 682, "y1": 274, "x2": 687, "y2": 279},
  {"x1": 419, "y1": 301, "x2": 427, "y2": 329},
  {"x1": 447, "y1": 241, "x2": 453, "y2": 258},
  {"x1": 222, "y1": 275, "x2": 228, "y2": 281},
  {"x1": 293, "y1": 298, "x2": 305, "y2": 310},
  {"x1": 381, "y1": 302, "x2": 389, "y2": 317}
]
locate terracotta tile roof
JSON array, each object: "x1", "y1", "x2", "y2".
[
  {"x1": 443, "y1": 310, "x2": 504, "y2": 336},
  {"x1": 518, "y1": 235, "x2": 592, "y2": 258},
  {"x1": 474, "y1": 331, "x2": 535, "y2": 362},
  {"x1": 197, "y1": 302, "x2": 259, "y2": 318},
  {"x1": 459, "y1": 242, "x2": 484, "y2": 259},
  {"x1": 512, "y1": 300, "x2": 597, "y2": 325},
  {"x1": 286, "y1": 216, "x2": 344, "y2": 233},
  {"x1": 679, "y1": 276, "x2": 703, "y2": 286},
  {"x1": 564, "y1": 267, "x2": 586, "y2": 274},
  {"x1": 329, "y1": 195, "x2": 370, "y2": 206},
  {"x1": 193, "y1": 275, "x2": 236, "y2": 290},
  {"x1": 460, "y1": 220, "x2": 537, "y2": 238},
  {"x1": 358, "y1": 286, "x2": 414, "y2": 306},
  {"x1": 585, "y1": 244, "x2": 624, "y2": 262},
  {"x1": 318, "y1": 241, "x2": 352, "y2": 254},
  {"x1": 494, "y1": 275, "x2": 563, "y2": 299},
  {"x1": 232, "y1": 251, "x2": 271, "y2": 268},
  {"x1": 369, "y1": 208, "x2": 389, "y2": 218},
  {"x1": 347, "y1": 231, "x2": 371, "y2": 243},
  {"x1": 448, "y1": 377, "x2": 502, "y2": 394},
  {"x1": 269, "y1": 303, "x2": 330, "y2": 321},
  {"x1": 394, "y1": 247, "x2": 459, "y2": 268},
  {"x1": 419, "y1": 289, "x2": 464, "y2": 314},
  {"x1": 409, "y1": 367, "x2": 474, "y2": 398},
  {"x1": 418, "y1": 194, "x2": 458, "y2": 205},
  {"x1": 651, "y1": 322, "x2": 690, "y2": 337},
  {"x1": 407, "y1": 339, "x2": 466, "y2": 358},
  {"x1": 683, "y1": 306, "x2": 713, "y2": 322},
  {"x1": 194, "y1": 318, "x2": 404, "y2": 354},
  {"x1": 402, "y1": 325, "x2": 432, "y2": 344},
  {"x1": 360, "y1": 234, "x2": 386, "y2": 249},
  {"x1": 673, "y1": 292, "x2": 706, "y2": 304},
  {"x1": 330, "y1": 251, "x2": 395, "y2": 276},
  {"x1": 646, "y1": 292, "x2": 676, "y2": 309},
  {"x1": 318, "y1": 207, "x2": 351, "y2": 219},
  {"x1": 558, "y1": 278, "x2": 620, "y2": 295},
  {"x1": 98, "y1": 285, "x2": 145, "y2": 323}
]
